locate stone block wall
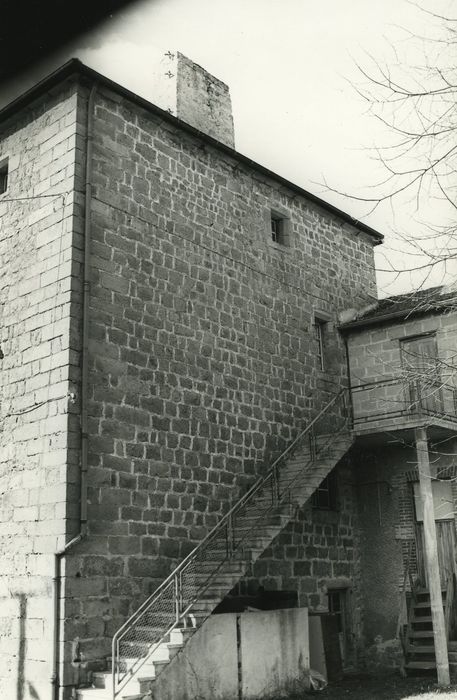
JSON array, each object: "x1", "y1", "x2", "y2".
[
  {"x1": 235, "y1": 457, "x2": 362, "y2": 664},
  {"x1": 61, "y1": 80, "x2": 379, "y2": 670},
  {"x1": 347, "y1": 310, "x2": 457, "y2": 425},
  {"x1": 0, "y1": 68, "x2": 380, "y2": 693},
  {"x1": 0, "y1": 82, "x2": 82, "y2": 700}
]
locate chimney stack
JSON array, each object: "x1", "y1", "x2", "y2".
[{"x1": 174, "y1": 53, "x2": 235, "y2": 149}]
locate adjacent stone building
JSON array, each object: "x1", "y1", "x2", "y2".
[
  {"x1": 1, "y1": 56, "x2": 456, "y2": 700},
  {"x1": 342, "y1": 288, "x2": 457, "y2": 669}
]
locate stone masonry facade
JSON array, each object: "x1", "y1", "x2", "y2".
[
  {"x1": 238, "y1": 456, "x2": 362, "y2": 663},
  {"x1": 65, "y1": 78, "x2": 377, "y2": 674},
  {"x1": 348, "y1": 309, "x2": 457, "y2": 428},
  {"x1": 346, "y1": 310, "x2": 457, "y2": 667},
  {"x1": 0, "y1": 83, "x2": 83, "y2": 699},
  {"x1": 0, "y1": 65, "x2": 380, "y2": 698}
]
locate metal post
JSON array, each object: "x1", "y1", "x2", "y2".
[
  {"x1": 227, "y1": 515, "x2": 233, "y2": 556},
  {"x1": 415, "y1": 426, "x2": 450, "y2": 686},
  {"x1": 174, "y1": 573, "x2": 181, "y2": 625},
  {"x1": 309, "y1": 428, "x2": 316, "y2": 461}
]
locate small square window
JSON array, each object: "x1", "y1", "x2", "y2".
[
  {"x1": 269, "y1": 210, "x2": 291, "y2": 247},
  {"x1": 0, "y1": 160, "x2": 8, "y2": 195},
  {"x1": 271, "y1": 214, "x2": 283, "y2": 244}
]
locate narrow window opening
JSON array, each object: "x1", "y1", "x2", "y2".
[
  {"x1": 271, "y1": 214, "x2": 284, "y2": 244},
  {"x1": 0, "y1": 159, "x2": 8, "y2": 195},
  {"x1": 314, "y1": 318, "x2": 326, "y2": 370}
]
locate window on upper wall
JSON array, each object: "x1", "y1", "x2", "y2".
[
  {"x1": 269, "y1": 210, "x2": 291, "y2": 247},
  {"x1": 312, "y1": 471, "x2": 338, "y2": 510},
  {"x1": 271, "y1": 214, "x2": 283, "y2": 244},
  {"x1": 0, "y1": 159, "x2": 8, "y2": 195}
]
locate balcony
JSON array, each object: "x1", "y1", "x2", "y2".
[{"x1": 351, "y1": 377, "x2": 457, "y2": 440}]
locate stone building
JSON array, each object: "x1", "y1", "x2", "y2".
[
  {"x1": 342, "y1": 287, "x2": 457, "y2": 672},
  {"x1": 0, "y1": 55, "x2": 456, "y2": 700}
]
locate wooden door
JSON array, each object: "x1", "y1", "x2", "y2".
[
  {"x1": 414, "y1": 480, "x2": 457, "y2": 587},
  {"x1": 401, "y1": 335, "x2": 442, "y2": 414},
  {"x1": 416, "y1": 521, "x2": 456, "y2": 587}
]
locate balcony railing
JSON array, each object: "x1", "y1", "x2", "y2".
[{"x1": 351, "y1": 376, "x2": 457, "y2": 429}]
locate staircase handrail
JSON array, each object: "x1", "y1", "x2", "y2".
[
  {"x1": 401, "y1": 569, "x2": 421, "y2": 671},
  {"x1": 112, "y1": 388, "x2": 350, "y2": 696},
  {"x1": 113, "y1": 388, "x2": 348, "y2": 634},
  {"x1": 397, "y1": 542, "x2": 413, "y2": 643},
  {"x1": 397, "y1": 540, "x2": 419, "y2": 670}
]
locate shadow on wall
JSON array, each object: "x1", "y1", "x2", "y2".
[{"x1": 13, "y1": 593, "x2": 40, "y2": 700}]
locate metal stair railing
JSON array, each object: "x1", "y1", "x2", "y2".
[
  {"x1": 111, "y1": 388, "x2": 351, "y2": 698},
  {"x1": 397, "y1": 542, "x2": 416, "y2": 664}
]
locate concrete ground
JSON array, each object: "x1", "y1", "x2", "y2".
[{"x1": 297, "y1": 673, "x2": 457, "y2": 699}]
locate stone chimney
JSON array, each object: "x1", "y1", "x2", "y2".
[{"x1": 175, "y1": 53, "x2": 235, "y2": 149}]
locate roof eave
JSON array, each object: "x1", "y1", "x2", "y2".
[
  {"x1": 0, "y1": 58, "x2": 384, "y2": 245},
  {"x1": 340, "y1": 304, "x2": 456, "y2": 331}
]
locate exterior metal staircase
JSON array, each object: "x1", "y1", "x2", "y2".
[
  {"x1": 403, "y1": 576, "x2": 457, "y2": 675},
  {"x1": 77, "y1": 390, "x2": 353, "y2": 700}
]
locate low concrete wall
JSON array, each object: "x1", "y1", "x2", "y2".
[
  {"x1": 240, "y1": 608, "x2": 309, "y2": 699},
  {"x1": 153, "y1": 614, "x2": 238, "y2": 700},
  {"x1": 153, "y1": 608, "x2": 310, "y2": 700}
]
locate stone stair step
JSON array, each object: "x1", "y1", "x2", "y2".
[
  {"x1": 92, "y1": 670, "x2": 156, "y2": 689},
  {"x1": 242, "y1": 538, "x2": 275, "y2": 551},
  {"x1": 105, "y1": 660, "x2": 158, "y2": 676},
  {"x1": 76, "y1": 690, "x2": 111, "y2": 699},
  {"x1": 405, "y1": 661, "x2": 437, "y2": 670},
  {"x1": 412, "y1": 616, "x2": 433, "y2": 623},
  {"x1": 81, "y1": 430, "x2": 353, "y2": 700},
  {"x1": 233, "y1": 526, "x2": 283, "y2": 540},
  {"x1": 77, "y1": 688, "x2": 144, "y2": 700},
  {"x1": 92, "y1": 672, "x2": 112, "y2": 689},
  {"x1": 77, "y1": 690, "x2": 146, "y2": 700},
  {"x1": 169, "y1": 627, "x2": 196, "y2": 644},
  {"x1": 193, "y1": 591, "x2": 223, "y2": 604},
  {"x1": 193, "y1": 548, "x2": 254, "y2": 564},
  {"x1": 189, "y1": 567, "x2": 244, "y2": 591},
  {"x1": 193, "y1": 562, "x2": 244, "y2": 574},
  {"x1": 117, "y1": 641, "x2": 150, "y2": 656},
  {"x1": 408, "y1": 630, "x2": 434, "y2": 638},
  {"x1": 414, "y1": 600, "x2": 446, "y2": 609},
  {"x1": 407, "y1": 645, "x2": 435, "y2": 654},
  {"x1": 190, "y1": 602, "x2": 220, "y2": 614},
  {"x1": 106, "y1": 639, "x2": 184, "y2": 674}
]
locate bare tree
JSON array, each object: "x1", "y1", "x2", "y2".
[
  {"x1": 326, "y1": 1, "x2": 457, "y2": 292},
  {"x1": 332, "y1": 8, "x2": 457, "y2": 683}
]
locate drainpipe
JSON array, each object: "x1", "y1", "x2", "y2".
[
  {"x1": 51, "y1": 81, "x2": 97, "y2": 700},
  {"x1": 343, "y1": 336, "x2": 354, "y2": 427}
]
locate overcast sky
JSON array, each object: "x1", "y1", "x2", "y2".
[{"x1": 3, "y1": 0, "x2": 456, "y2": 297}]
